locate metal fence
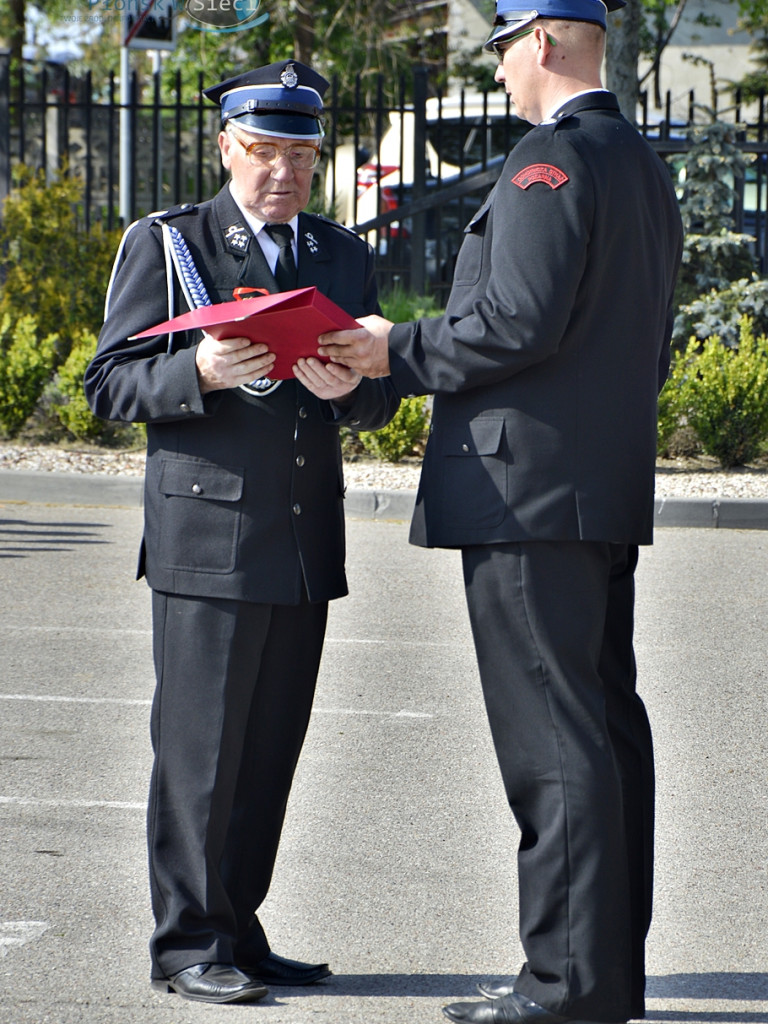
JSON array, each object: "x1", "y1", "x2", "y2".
[{"x1": 1, "y1": 55, "x2": 767, "y2": 300}]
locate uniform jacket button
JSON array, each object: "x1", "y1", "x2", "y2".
[
  {"x1": 461, "y1": 443, "x2": 470, "y2": 452},
  {"x1": 192, "y1": 483, "x2": 202, "y2": 494},
  {"x1": 179, "y1": 402, "x2": 191, "y2": 413},
  {"x1": 292, "y1": 503, "x2": 302, "y2": 515},
  {"x1": 296, "y1": 455, "x2": 305, "y2": 467},
  {"x1": 298, "y1": 406, "x2": 308, "y2": 419}
]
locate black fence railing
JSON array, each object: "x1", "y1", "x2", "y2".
[{"x1": 1, "y1": 55, "x2": 767, "y2": 300}]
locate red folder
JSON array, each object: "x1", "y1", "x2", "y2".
[{"x1": 131, "y1": 286, "x2": 360, "y2": 380}]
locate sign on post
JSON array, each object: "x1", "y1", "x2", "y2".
[{"x1": 123, "y1": 0, "x2": 176, "y2": 50}]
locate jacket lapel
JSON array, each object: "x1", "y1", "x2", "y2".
[
  {"x1": 296, "y1": 212, "x2": 333, "y2": 292},
  {"x1": 211, "y1": 188, "x2": 277, "y2": 295}
]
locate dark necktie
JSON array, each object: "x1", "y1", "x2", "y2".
[{"x1": 265, "y1": 223, "x2": 298, "y2": 291}]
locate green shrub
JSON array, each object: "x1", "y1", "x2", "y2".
[
  {"x1": 657, "y1": 342, "x2": 695, "y2": 457},
  {"x1": 345, "y1": 288, "x2": 440, "y2": 462},
  {"x1": 359, "y1": 396, "x2": 431, "y2": 462},
  {"x1": 0, "y1": 166, "x2": 121, "y2": 365},
  {"x1": 673, "y1": 276, "x2": 768, "y2": 350},
  {"x1": 379, "y1": 285, "x2": 444, "y2": 323},
  {"x1": 41, "y1": 329, "x2": 145, "y2": 447},
  {"x1": 684, "y1": 319, "x2": 768, "y2": 467},
  {"x1": 0, "y1": 314, "x2": 58, "y2": 438},
  {"x1": 49, "y1": 330, "x2": 104, "y2": 441}
]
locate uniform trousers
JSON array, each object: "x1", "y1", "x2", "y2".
[
  {"x1": 461, "y1": 541, "x2": 654, "y2": 1024},
  {"x1": 147, "y1": 590, "x2": 328, "y2": 980}
]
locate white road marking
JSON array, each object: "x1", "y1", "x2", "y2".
[
  {"x1": 0, "y1": 694, "x2": 433, "y2": 717},
  {"x1": 0, "y1": 921, "x2": 49, "y2": 958}
]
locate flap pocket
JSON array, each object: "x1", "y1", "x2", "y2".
[
  {"x1": 445, "y1": 417, "x2": 505, "y2": 457},
  {"x1": 159, "y1": 458, "x2": 244, "y2": 502},
  {"x1": 464, "y1": 204, "x2": 490, "y2": 234}
]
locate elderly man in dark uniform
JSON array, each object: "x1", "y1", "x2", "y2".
[
  {"x1": 318, "y1": 3, "x2": 684, "y2": 1024},
  {"x1": 85, "y1": 60, "x2": 398, "y2": 1005}
]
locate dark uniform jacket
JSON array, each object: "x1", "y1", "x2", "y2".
[
  {"x1": 388, "y1": 92, "x2": 683, "y2": 549},
  {"x1": 85, "y1": 186, "x2": 399, "y2": 604}
]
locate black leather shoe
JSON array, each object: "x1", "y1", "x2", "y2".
[
  {"x1": 478, "y1": 978, "x2": 517, "y2": 1000},
  {"x1": 443, "y1": 991, "x2": 624, "y2": 1024},
  {"x1": 443, "y1": 991, "x2": 570, "y2": 1024},
  {"x1": 242, "y1": 951, "x2": 331, "y2": 986},
  {"x1": 152, "y1": 963, "x2": 268, "y2": 1004}
]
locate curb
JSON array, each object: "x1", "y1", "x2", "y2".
[{"x1": 2, "y1": 470, "x2": 768, "y2": 530}]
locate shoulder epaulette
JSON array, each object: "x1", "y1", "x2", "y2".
[
  {"x1": 312, "y1": 213, "x2": 361, "y2": 238},
  {"x1": 149, "y1": 202, "x2": 200, "y2": 223}
]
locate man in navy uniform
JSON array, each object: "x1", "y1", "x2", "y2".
[
  {"x1": 318, "y1": 3, "x2": 683, "y2": 1023},
  {"x1": 85, "y1": 60, "x2": 398, "y2": 1005}
]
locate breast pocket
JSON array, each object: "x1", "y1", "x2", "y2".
[
  {"x1": 157, "y1": 457, "x2": 244, "y2": 574},
  {"x1": 440, "y1": 417, "x2": 508, "y2": 528},
  {"x1": 451, "y1": 205, "x2": 490, "y2": 288}
]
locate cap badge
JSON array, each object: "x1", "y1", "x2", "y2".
[
  {"x1": 280, "y1": 64, "x2": 299, "y2": 89},
  {"x1": 511, "y1": 164, "x2": 569, "y2": 190}
]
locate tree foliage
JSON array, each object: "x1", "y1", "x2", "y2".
[
  {"x1": 670, "y1": 112, "x2": 757, "y2": 322},
  {"x1": 0, "y1": 166, "x2": 121, "y2": 364}
]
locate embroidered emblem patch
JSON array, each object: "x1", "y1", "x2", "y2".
[
  {"x1": 224, "y1": 223, "x2": 250, "y2": 253},
  {"x1": 511, "y1": 164, "x2": 569, "y2": 190}
]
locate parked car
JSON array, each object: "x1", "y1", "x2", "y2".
[{"x1": 324, "y1": 91, "x2": 530, "y2": 288}]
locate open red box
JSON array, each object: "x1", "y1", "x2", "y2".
[{"x1": 131, "y1": 286, "x2": 360, "y2": 380}]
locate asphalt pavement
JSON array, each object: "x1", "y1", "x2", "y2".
[{"x1": 0, "y1": 473, "x2": 766, "y2": 1024}]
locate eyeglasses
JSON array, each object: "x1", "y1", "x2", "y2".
[
  {"x1": 228, "y1": 129, "x2": 321, "y2": 170},
  {"x1": 492, "y1": 26, "x2": 557, "y2": 62}
]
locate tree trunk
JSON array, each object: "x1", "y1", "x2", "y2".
[
  {"x1": 9, "y1": 0, "x2": 25, "y2": 68},
  {"x1": 293, "y1": 0, "x2": 315, "y2": 65},
  {"x1": 605, "y1": 1, "x2": 641, "y2": 126}
]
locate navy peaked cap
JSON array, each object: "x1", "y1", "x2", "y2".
[
  {"x1": 484, "y1": 0, "x2": 626, "y2": 52},
  {"x1": 203, "y1": 60, "x2": 329, "y2": 138}
]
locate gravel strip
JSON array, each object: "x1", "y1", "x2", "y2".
[{"x1": 1, "y1": 443, "x2": 767, "y2": 499}]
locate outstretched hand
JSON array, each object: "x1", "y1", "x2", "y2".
[{"x1": 317, "y1": 314, "x2": 393, "y2": 378}]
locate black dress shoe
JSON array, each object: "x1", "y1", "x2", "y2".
[
  {"x1": 478, "y1": 978, "x2": 517, "y2": 1000},
  {"x1": 152, "y1": 963, "x2": 268, "y2": 1004},
  {"x1": 443, "y1": 991, "x2": 570, "y2": 1024},
  {"x1": 443, "y1": 991, "x2": 624, "y2": 1024},
  {"x1": 241, "y1": 951, "x2": 331, "y2": 986}
]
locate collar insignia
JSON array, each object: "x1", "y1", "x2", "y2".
[
  {"x1": 224, "y1": 222, "x2": 251, "y2": 254},
  {"x1": 304, "y1": 231, "x2": 320, "y2": 255}
]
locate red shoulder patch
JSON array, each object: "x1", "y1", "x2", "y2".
[{"x1": 511, "y1": 164, "x2": 569, "y2": 190}]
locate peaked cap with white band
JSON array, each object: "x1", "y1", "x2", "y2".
[
  {"x1": 203, "y1": 60, "x2": 329, "y2": 139},
  {"x1": 484, "y1": 0, "x2": 626, "y2": 53}
]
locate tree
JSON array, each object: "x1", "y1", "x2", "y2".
[
  {"x1": 606, "y1": 0, "x2": 642, "y2": 121},
  {"x1": 732, "y1": 0, "x2": 768, "y2": 98},
  {"x1": 1, "y1": 0, "x2": 83, "y2": 67}
]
